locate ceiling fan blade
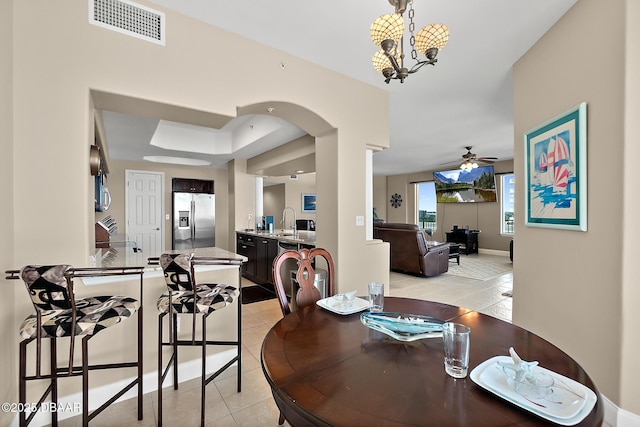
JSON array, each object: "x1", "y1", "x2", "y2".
[
  {"x1": 477, "y1": 156, "x2": 498, "y2": 161},
  {"x1": 438, "y1": 160, "x2": 461, "y2": 166}
]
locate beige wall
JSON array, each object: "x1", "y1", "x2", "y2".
[
  {"x1": 622, "y1": 0, "x2": 640, "y2": 412},
  {"x1": 263, "y1": 183, "x2": 285, "y2": 222},
  {"x1": 263, "y1": 173, "x2": 316, "y2": 227},
  {"x1": 0, "y1": 0, "x2": 16, "y2": 425},
  {"x1": 9, "y1": 0, "x2": 389, "y2": 266},
  {"x1": 514, "y1": 0, "x2": 639, "y2": 416},
  {"x1": 6, "y1": 0, "x2": 391, "y2": 410},
  {"x1": 375, "y1": 160, "x2": 514, "y2": 251}
]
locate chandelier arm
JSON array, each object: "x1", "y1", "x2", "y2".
[
  {"x1": 408, "y1": 59, "x2": 437, "y2": 74},
  {"x1": 383, "y1": 51, "x2": 403, "y2": 75}
]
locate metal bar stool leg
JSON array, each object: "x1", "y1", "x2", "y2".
[
  {"x1": 51, "y1": 338, "x2": 58, "y2": 426},
  {"x1": 172, "y1": 313, "x2": 179, "y2": 390},
  {"x1": 137, "y1": 306, "x2": 143, "y2": 420},
  {"x1": 201, "y1": 313, "x2": 207, "y2": 427},
  {"x1": 82, "y1": 336, "x2": 89, "y2": 427},
  {"x1": 158, "y1": 313, "x2": 164, "y2": 427},
  {"x1": 19, "y1": 340, "x2": 28, "y2": 427},
  {"x1": 237, "y1": 274, "x2": 242, "y2": 393}
]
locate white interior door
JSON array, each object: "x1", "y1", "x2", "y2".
[{"x1": 126, "y1": 170, "x2": 164, "y2": 256}]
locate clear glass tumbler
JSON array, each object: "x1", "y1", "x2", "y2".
[
  {"x1": 442, "y1": 322, "x2": 471, "y2": 378},
  {"x1": 368, "y1": 282, "x2": 384, "y2": 312}
]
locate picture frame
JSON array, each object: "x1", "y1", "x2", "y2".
[
  {"x1": 524, "y1": 102, "x2": 587, "y2": 231},
  {"x1": 301, "y1": 193, "x2": 316, "y2": 213}
]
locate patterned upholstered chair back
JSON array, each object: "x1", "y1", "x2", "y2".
[
  {"x1": 20, "y1": 265, "x2": 73, "y2": 312},
  {"x1": 160, "y1": 253, "x2": 194, "y2": 292}
]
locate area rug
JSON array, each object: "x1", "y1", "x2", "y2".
[
  {"x1": 446, "y1": 255, "x2": 513, "y2": 281},
  {"x1": 242, "y1": 285, "x2": 277, "y2": 304}
]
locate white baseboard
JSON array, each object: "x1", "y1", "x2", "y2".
[
  {"x1": 10, "y1": 349, "x2": 238, "y2": 427},
  {"x1": 478, "y1": 248, "x2": 510, "y2": 257},
  {"x1": 602, "y1": 394, "x2": 640, "y2": 427}
]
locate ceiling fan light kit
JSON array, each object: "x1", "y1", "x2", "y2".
[
  {"x1": 370, "y1": 0, "x2": 449, "y2": 83},
  {"x1": 456, "y1": 146, "x2": 498, "y2": 171}
]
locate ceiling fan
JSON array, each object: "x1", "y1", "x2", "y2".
[{"x1": 444, "y1": 146, "x2": 498, "y2": 171}]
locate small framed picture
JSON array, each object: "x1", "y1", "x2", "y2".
[{"x1": 301, "y1": 193, "x2": 316, "y2": 213}]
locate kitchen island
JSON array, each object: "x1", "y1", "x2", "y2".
[{"x1": 236, "y1": 230, "x2": 316, "y2": 285}]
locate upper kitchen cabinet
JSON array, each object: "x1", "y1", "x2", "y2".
[{"x1": 172, "y1": 178, "x2": 214, "y2": 194}]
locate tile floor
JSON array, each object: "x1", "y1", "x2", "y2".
[{"x1": 56, "y1": 253, "x2": 513, "y2": 427}]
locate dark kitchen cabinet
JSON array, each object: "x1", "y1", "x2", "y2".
[
  {"x1": 236, "y1": 233, "x2": 257, "y2": 280},
  {"x1": 172, "y1": 178, "x2": 214, "y2": 194},
  {"x1": 256, "y1": 237, "x2": 279, "y2": 285},
  {"x1": 237, "y1": 232, "x2": 279, "y2": 285}
]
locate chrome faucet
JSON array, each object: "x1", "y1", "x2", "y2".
[{"x1": 282, "y1": 207, "x2": 297, "y2": 235}]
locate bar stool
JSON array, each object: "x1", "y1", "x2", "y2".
[
  {"x1": 6, "y1": 265, "x2": 144, "y2": 427},
  {"x1": 157, "y1": 253, "x2": 242, "y2": 427}
]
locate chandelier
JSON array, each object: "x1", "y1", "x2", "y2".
[{"x1": 370, "y1": 0, "x2": 449, "y2": 83}]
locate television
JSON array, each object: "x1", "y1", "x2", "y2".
[{"x1": 433, "y1": 165, "x2": 497, "y2": 203}]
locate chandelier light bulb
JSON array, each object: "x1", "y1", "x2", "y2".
[
  {"x1": 415, "y1": 23, "x2": 449, "y2": 54},
  {"x1": 370, "y1": 14, "x2": 404, "y2": 46},
  {"x1": 372, "y1": 50, "x2": 393, "y2": 72},
  {"x1": 472, "y1": 162, "x2": 478, "y2": 169}
]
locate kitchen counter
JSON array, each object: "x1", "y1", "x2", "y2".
[
  {"x1": 89, "y1": 245, "x2": 246, "y2": 278},
  {"x1": 236, "y1": 229, "x2": 316, "y2": 246}
]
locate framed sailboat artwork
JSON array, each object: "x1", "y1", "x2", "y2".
[{"x1": 524, "y1": 103, "x2": 587, "y2": 231}]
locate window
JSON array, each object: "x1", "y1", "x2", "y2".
[
  {"x1": 501, "y1": 174, "x2": 515, "y2": 235},
  {"x1": 417, "y1": 182, "x2": 437, "y2": 236}
]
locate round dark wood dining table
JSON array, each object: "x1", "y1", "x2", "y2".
[{"x1": 261, "y1": 297, "x2": 603, "y2": 427}]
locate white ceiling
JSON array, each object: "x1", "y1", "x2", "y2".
[{"x1": 102, "y1": 0, "x2": 577, "y2": 176}]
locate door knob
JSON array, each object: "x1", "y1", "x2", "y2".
[{"x1": 154, "y1": 227, "x2": 160, "y2": 231}]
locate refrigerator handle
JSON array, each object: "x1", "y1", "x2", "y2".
[{"x1": 191, "y1": 199, "x2": 196, "y2": 242}]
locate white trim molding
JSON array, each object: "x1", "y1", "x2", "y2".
[{"x1": 602, "y1": 393, "x2": 640, "y2": 427}]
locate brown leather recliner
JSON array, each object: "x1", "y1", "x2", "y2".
[{"x1": 374, "y1": 223, "x2": 450, "y2": 277}]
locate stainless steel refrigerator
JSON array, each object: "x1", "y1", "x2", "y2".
[{"x1": 172, "y1": 192, "x2": 215, "y2": 250}]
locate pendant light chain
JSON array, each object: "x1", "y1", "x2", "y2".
[{"x1": 408, "y1": 0, "x2": 419, "y2": 61}]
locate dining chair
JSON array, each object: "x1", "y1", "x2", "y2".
[
  {"x1": 272, "y1": 247, "x2": 336, "y2": 317},
  {"x1": 6, "y1": 265, "x2": 145, "y2": 427},
  {"x1": 157, "y1": 253, "x2": 242, "y2": 427},
  {"x1": 271, "y1": 247, "x2": 336, "y2": 424}
]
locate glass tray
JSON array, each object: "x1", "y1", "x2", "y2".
[{"x1": 360, "y1": 312, "x2": 445, "y2": 341}]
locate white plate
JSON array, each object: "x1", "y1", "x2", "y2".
[
  {"x1": 316, "y1": 296, "x2": 370, "y2": 315},
  {"x1": 470, "y1": 356, "x2": 597, "y2": 425}
]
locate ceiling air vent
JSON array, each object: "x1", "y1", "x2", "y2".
[{"x1": 89, "y1": 0, "x2": 165, "y2": 45}]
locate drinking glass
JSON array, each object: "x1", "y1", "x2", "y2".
[
  {"x1": 442, "y1": 322, "x2": 471, "y2": 378},
  {"x1": 368, "y1": 282, "x2": 384, "y2": 312}
]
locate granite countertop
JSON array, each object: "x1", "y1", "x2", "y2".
[
  {"x1": 237, "y1": 229, "x2": 316, "y2": 246},
  {"x1": 92, "y1": 246, "x2": 246, "y2": 271}
]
